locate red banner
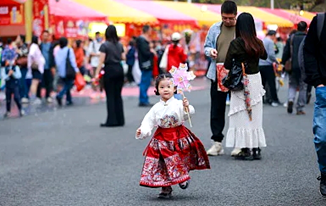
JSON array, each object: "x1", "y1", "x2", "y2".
[
  {"x1": 33, "y1": 0, "x2": 49, "y2": 37},
  {"x1": 0, "y1": 4, "x2": 24, "y2": 25},
  {"x1": 55, "y1": 19, "x2": 89, "y2": 39}
]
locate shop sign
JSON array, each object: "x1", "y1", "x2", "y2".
[{"x1": 0, "y1": 5, "x2": 24, "y2": 25}]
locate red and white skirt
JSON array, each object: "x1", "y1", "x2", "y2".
[{"x1": 140, "y1": 125, "x2": 210, "y2": 187}]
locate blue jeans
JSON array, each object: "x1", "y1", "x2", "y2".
[
  {"x1": 313, "y1": 86, "x2": 326, "y2": 174},
  {"x1": 20, "y1": 67, "x2": 30, "y2": 98},
  {"x1": 139, "y1": 70, "x2": 152, "y2": 104},
  {"x1": 56, "y1": 78, "x2": 74, "y2": 103}
]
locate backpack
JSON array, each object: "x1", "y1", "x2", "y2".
[{"x1": 299, "y1": 13, "x2": 325, "y2": 80}]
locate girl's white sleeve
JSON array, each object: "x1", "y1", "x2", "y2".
[{"x1": 136, "y1": 107, "x2": 156, "y2": 139}]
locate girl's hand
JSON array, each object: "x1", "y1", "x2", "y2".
[
  {"x1": 183, "y1": 97, "x2": 189, "y2": 107},
  {"x1": 136, "y1": 128, "x2": 141, "y2": 137}
]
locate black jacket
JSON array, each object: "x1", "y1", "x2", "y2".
[
  {"x1": 304, "y1": 14, "x2": 326, "y2": 87},
  {"x1": 282, "y1": 31, "x2": 306, "y2": 79},
  {"x1": 136, "y1": 36, "x2": 153, "y2": 70}
]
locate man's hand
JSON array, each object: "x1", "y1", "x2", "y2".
[
  {"x1": 8, "y1": 69, "x2": 14, "y2": 76},
  {"x1": 51, "y1": 67, "x2": 56, "y2": 76},
  {"x1": 317, "y1": 84, "x2": 325, "y2": 87},
  {"x1": 210, "y1": 49, "x2": 218, "y2": 59}
]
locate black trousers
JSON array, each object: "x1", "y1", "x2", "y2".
[
  {"x1": 103, "y1": 76, "x2": 125, "y2": 126},
  {"x1": 127, "y1": 65, "x2": 134, "y2": 83},
  {"x1": 37, "y1": 69, "x2": 53, "y2": 98},
  {"x1": 210, "y1": 80, "x2": 228, "y2": 142},
  {"x1": 259, "y1": 65, "x2": 279, "y2": 103},
  {"x1": 6, "y1": 85, "x2": 22, "y2": 112}
]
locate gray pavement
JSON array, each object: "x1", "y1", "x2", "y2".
[{"x1": 0, "y1": 78, "x2": 324, "y2": 206}]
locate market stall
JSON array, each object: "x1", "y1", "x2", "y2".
[
  {"x1": 0, "y1": 0, "x2": 26, "y2": 37},
  {"x1": 48, "y1": 0, "x2": 107, "y2": 39}
]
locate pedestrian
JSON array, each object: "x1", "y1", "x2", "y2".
[
  {"x1": 161, "y1": 32, "x2": 187, "y2": 72},
  {"x1": 224, "y1": 12, "x2": 267, "y2": 160},
  {"x1": 303, "y1": 12, "x2": 326, "y2": 196},
  {"x1": 73, "y1": 39, "x2": 86, "y2": 75},
  {"x1": 54, "y1": 37, "x2": 79, "y2": 106},
  {"x1": 135, "y1": 73, "x2": 210, "y2": 199},
  {"x1": 88, "y1": 32, "x2": 103, "y2": 99},
  {"x1": 28, "y1": 35, "x2": 45, "y2": 104},
  {"x1": 1, "y1": 38, "x2": 24, "y2": 117},
  {"x1": 95, "y1": 25, "x2": 125, "y2": 127},
  {"x1": 282, "y1": 21, "x2": 308, "y2": 115},
  {"x1": 126, "y1": 39, "x2": 136, "y2": 85},
  {"x1": 15, "y1": 34, "x2": 30, "y2": 104},
  {"x1": 204, "y1": 0, "x2": 241, "y2": 156},
  {"x1": 36, "y1": 30, "x2": 55, "y2": 104},
  {"x1": 259, "y1": 30, "x2": 281, "y2": 107},
  {"x1": 136, "y1": 25, "x2": 155, "y2": 107}
]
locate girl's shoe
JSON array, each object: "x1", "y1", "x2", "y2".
[
  {"x1": 158, "y1": 187, "x2": 172, "y2": 199},
  {"x1": 234, "y1": 148, "x2": 253, "y2": 160},
  {"x1": 252, "y1": 148, "x2": 261, "y2": 160},
  {"x1": 179, "y1": 180, "x2": 189, "y2": 189},
  {"x1": 3, "y1": 112, "x2": 10, "y2": 118}
]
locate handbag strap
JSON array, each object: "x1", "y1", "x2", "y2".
[{"x1": 241, "y1": 62, "x2": 247, "y2": 76}]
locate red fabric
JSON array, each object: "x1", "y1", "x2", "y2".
[
  {"x1": 49, "y1": 0, "x2": 107, "y2": 22},
  {"x1": 167, "y1": 44, "x2": 187, "y2": 72},
  {"x1": 75, "y1": 73, "x2": 86, "y2": 92},
  {"x1": 140, "y1": 125, "x2": 210, "y2": 188},
  {"x1": 152, "y1": 54, "x2": 159, "y2": 78},
  {"x1": 74, "y1": 47, "x2": 85, "y2": 68}
]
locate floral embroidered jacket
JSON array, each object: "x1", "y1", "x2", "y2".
[{"x1": 137, "y1": 97, "x2": 195, "y2": 139}]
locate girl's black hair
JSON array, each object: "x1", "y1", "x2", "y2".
[{"x1": 154, "y1": 73, "x2": 177, "y2": 96}]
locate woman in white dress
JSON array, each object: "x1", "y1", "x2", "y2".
[{"x1": 224, "y1": 13, "x2": 268, "y2": 160}]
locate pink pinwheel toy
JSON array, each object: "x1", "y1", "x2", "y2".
[{"x1": 169, "y1": 63, "x2": 196, "y2": 127}]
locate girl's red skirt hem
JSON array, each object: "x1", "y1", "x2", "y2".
[{"x1": 139, "y1": 125, "x2": 210, "y2": 188}]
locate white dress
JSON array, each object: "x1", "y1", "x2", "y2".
[{"x1": 225, "y1": 72, "x2": 267, "y2": 148}]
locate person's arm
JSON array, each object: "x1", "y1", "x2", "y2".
[
  {"x1": 12, "y1": 66, "x2": 22, "y2": 79},
  {"x1": 224, "y1": 41, "x2": 236, "y2": 70},
  {"x1": 27, "y1": 44, "x2": 35, "y2": 70},
  {"x1": 304, "y1": 16, "x2": 323, "y2": 87},
  {"x1": 281, "y1": 38, "x2": 291, "y2": 64},
  {"x1": 121, "y1": 43, "x2": 126, "y2": 61},
  {"x1": 204, "y1": 24, "x2": 216, "y2": 58},
  {"x1": 1, "y1": 67, "x2": 9, "y2": 80},
  {"x1": 136, "y1": 106, "x2": 156, "y2": 139},
  {"x1": 267, "y1": 39, "x2": 277, "y2": 63},
  {"x1": 69, "y1": 48, "x2": 80, "y2": 73},
  {"x1": 180, "y1": 47, "x2": 188, "y2": 63}
]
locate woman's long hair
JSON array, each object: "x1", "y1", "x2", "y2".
[
  {"x1": 236, "y1": 13, "x2": 265, "y2": 57},
  {"x1": 105, "y1": 25, "x2": 119, "y2": 44}
]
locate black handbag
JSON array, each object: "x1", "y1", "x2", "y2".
[
  {"x1": 222, "y1": 61, "x2": 246, "y2": 91},
  {"x1": 65, "y1": 49, "x2": 76, "y2": 80}
]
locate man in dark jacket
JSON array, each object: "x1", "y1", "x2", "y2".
[
  {"x1": 303, "y1": 12, "x2": 326, "y2": 197},
  {"x1": 282, "y1": 21, "x2": 307, "y2": 115},
  {"x1": 136, "y1": 25, "x2": 155, "y2": 107},
  {"x1": 36, "y1": 30, "x2": 56, "y2": 104}
]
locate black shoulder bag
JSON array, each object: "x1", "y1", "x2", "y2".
[
  {"x1": 65, "y1": 49, "x2": 76, "y2": 80},
  {"x1": 222, "y1": 60, "x2": 246, "y2": 91}
]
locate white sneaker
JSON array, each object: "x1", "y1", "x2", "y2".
[
  {"x1": 20, "y1": 110, "x2": 25, "y2": 117},
  {"x1": 21, "y1": 97, "x2": 29, "y2": 104},
  {"x1": 231, "y1": 148, "x2": 242, "y2": 156},
  {"x1": 46, "y1": 97, "x2": 53, "y2": 103},
  {"x1": 271, "y1": 102, "x2": 279, "y2": 107},
  {"x1": 207, "y1": 142, "x2": 224, "y2": 156},
  {"x1": 33, "y1": 98, "x2": 42, "y2": 105}
]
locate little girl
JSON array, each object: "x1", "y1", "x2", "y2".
[{"x1": 136, "y1": 73, "x2": 210, "y2": 199}]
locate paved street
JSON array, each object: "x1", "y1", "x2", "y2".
[{"x1": 0, "y1": 78, "x2": 324, "y2": 206}]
